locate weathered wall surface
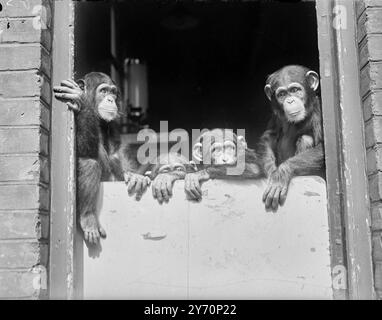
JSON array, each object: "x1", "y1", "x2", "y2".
[
  {"x1": 0, "y1": 0, "x2": 52, "y2": 299},
  {"x1": 357, "y1": 0, "x2": 382, "y2": 299},
  {"x1": 83, "y1": 178, "x2": 332, "y2": 299}
]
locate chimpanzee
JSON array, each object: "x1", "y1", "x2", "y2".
[
  {"x1": 149, "y1": 152, "x2": 197, "y2": 204},
  {"x1": 184, "y1": 128, "x2": 264, "y2": 200},
  {"x1": 53, "y1": 72, "x2": 149, "y2": 244},
  {"x1": 260, "y1": 65, "x2": 325, "y2": 211}
]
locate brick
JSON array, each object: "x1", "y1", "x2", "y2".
[
  {"x1": 0, "y1": 128, "x2": 48, "y2": 155},
  {"x1": 360, "y1": 62, "x2": 382, "y2": 97},
  {"x1": 0, "y1": 185, "x2": 49, "y2": 211},
  {"x1": 0, "y1": 71, "x2": 51, "y2": 102},
  {"x1": 0, "y1": 155, "x2": 49, "y2": 183},
  {"x1": 359, "y1": 35, "x2": 382, "y2": 68},
  {"x1": 0, "y1": 0, "x2": 52, "y2": 18},
  {"x1": 0, "y1": 44, "x2": 51, "y2": 76},
  {"x1": 0, "y1": 18, "x2": 52, "y2": 51},
  {"x1": 358, "y1": 8, "x2": 382, "y2": 42},
  {"x1": 365, "y1": 116, "x2": 382, "y2": 148},
  {"x1": 363, "y1": 91, "x2": 382, "y2": 122},
  {"x1": 0, "y1": 241, "x2": 47, "y2": 269},
  {"x1": 367, "y1": 146, "x2": 381, "y2": 174},
  {"x1": 371, "y1": 203, "x2": 382, "y2": 230},
  {"x1": 0, "y1": 211, "x2": 48, "y2": 240},
  {"x1": 368, "y1": 172, "x2": 382, "y2": 201},
  {"x1": 0, "y1": 99, "x2": 50, "y2": 130},
  {"x1": 0, "y1": 267, "x2": 47, "y2": 298}
]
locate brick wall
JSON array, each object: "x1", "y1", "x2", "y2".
[
  {"x1": 357, "y1": 0, "x2": 382, "y2": 299},
  {"x1": 0, "y1": 0, "x2": 52, "y2": 299}
]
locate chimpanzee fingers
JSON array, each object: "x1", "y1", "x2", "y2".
[
  {"x1": 161, "y1": 181, "x2": 169, "y2": 202},
  {"x1": 271, "y1": 188, "x2": 281, "y2": 211},
  {"x1": 145, "y1": 176, "x2": 152, "y2": 186},
  {"x1": 166, "y1": 180, "x2": 173, "y2": 197},
  {"x1": 265, "y1": 187, "x2": 277, "y2": 209},
  {"x1": 124, "y1": 172, "x2": 131, "y2": 184},
  {"x1": 135, "y1": 179, "x2": 149, "y2": 200},
  {"x1": 152, "y1": 180, "x2": 163, "y2": 203},
  {"x1": 54, "y1": 92, "x2": 80, "y2": 101},
  {"x1": 263, "y1": 185, "x2": 272, "y2": 202},
  {"x1": 192, "y1": 179, "x2": 202, "y2": 197},
  {"x1": 61, "y1": 80, "x2": 77, "y2": 89},
  {"x1": 53, "y1": 86, "x2": 77, "y2": 95},
  {"x1": 127, "y1": 176, "x2": 138, "y2": 193},
  {"x1": 99, "y1": 226, "x2": 107, "y2": 239},
  {"x1": 185, "y1": 177, "x2": 197, "y2": 199},
  {"x1": 189, "y1": 179, "x2": 201, "y2": 199},
  {"x1": 152, "y1": 181, "x2": 157, "y2": 199},
  {"x1": 67, "y1": 79, "x2": 80, "y2": 88},
  {"x1": 135, "y1": 178, "x2": 143, "y2": 194},
  {"x1": 156, "y1": 182, "x2": 165, "y2": 203},
  {"x1": 189, "y1": 182, "x2": 201, "y2": 199},
  {"x1": 279, "y1": 186, "x2": 288, "y2": 206}
]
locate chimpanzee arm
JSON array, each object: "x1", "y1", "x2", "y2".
[
  {"x1": 184, "y1": 149, "x2": 263, "y2": 200},
  {"x1": 258, "y1": 129, "x2": 278, "y2": 177},
  {"x1": 263, "y1": 143, "x2": 324, "y2": 211},
  {"x1": 118, "y1": 143, "x2": 151, "y2": 200},
  {"x1": 283, "y1": 142, "x2": 324, "y2": 176}
]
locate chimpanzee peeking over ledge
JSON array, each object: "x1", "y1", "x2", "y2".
[{"x1": 259, "y1": 65, "x2": 325, "y2": 211}]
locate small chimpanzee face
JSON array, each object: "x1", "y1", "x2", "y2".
[
  {"x1": 211, "y1": 140, "x2": 237, "y2": 165},
  {"x1": 193, "y1": 129, "x2": 247, "y2": 165},
  {"x1": 275, "y1": 82, "x2": 307, "y2": 123},
  {"x1": 95, "y1": 83, "x2": 119, "y2": 122},
  {"x1": 153, "y1": 153, "x2": 190, "y2": 179}
]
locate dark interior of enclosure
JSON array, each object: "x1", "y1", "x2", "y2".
[{"x1": 74, "y1": 1, "x2": 319, "y2": 146}]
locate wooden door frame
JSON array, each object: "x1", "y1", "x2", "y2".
[
  {"x1": 316, "y1": 0, "x2": 374, "y2": 299},
  {"x1": 49, "y1": 0, "x2": 375, "y2": 299}
]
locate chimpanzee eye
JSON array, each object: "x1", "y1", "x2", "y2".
[
  {"x1": 212, "y1": 146, "x2": 222, "y2": 154},
  {"x1": 289, "y1": 87, "x2": 300, "y2": 93},
  {"x1": 277, "y1": 91, "x2": 287, "y2": 98},
  {"x1": 100, "y1": 88, "x2": 107, "y2": 95}
]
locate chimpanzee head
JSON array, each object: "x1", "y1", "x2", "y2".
[
  {"x1": 151, "y1": 152, "x2": 195, "y2": 179},
  {"x1": 264, "y1": 65, "x2": 320, "y2": 123},
  {"x1": 79, "y1": 72, "x2": 120, "y2": 122},
  {"x1": 192, "y1": 128, "x2": 247, "y2": 165}
]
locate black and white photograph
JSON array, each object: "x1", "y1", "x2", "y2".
[{"x1": 0, "y1": 0, "x2": 381, "y2": 304}]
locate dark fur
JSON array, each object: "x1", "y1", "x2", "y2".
[
  {"x1": 75, "y1": 72, "x2": 124, "y2": 233},
  {"x1": 259, "y1": 65, "x2": 325, "y2": 183}
]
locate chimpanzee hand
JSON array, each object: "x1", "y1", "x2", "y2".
[
  {"x1": 151, "y1": 173, "x2": 179, "y2": 204},
  {"x1": 53, "y1": 79, "x2": 83, "y2": 112},
  {"x1": 262, "y1": 163, "x2": 292, "y2": 211},
  {"x1": 124, "y1": 172, "x2": 151, "y2": 201},
  {"x1": 184, "y1": 170, "x2": 210, "y2": 201}
]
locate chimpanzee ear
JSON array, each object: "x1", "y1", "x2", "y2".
[
  {"x1": 192, "y1": 142, "x2": 203, "y2": 162},
  {"x1": 77, "y1": 79, "x2": 86, "y2": 92},
  {"x1": 306, "y1": 71, "x2": 320, "y2": 91},
  {"x1": 264, "y1": 84, "x2": 272, "y2": 101},
  {"x1": 237, "y1": 135, "x2": 247, "y2": 149}
]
